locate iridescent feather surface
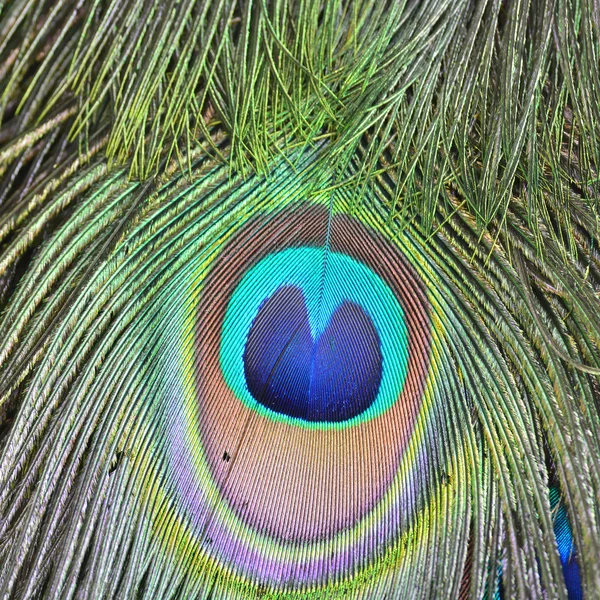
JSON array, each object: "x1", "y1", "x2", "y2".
[{"x1": 0, "y1": 0, "x2": 599, "y2": 598}]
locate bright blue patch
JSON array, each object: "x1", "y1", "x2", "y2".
[
  {"x1": 219, "y1": 248, "x2": 409, "y2": 428},
  {"x1": 243, "y1": 285, "x2": 383, "y2": 422},
  {"x1": 550, "y1": 488, "x2": 582, "y2": 600}
]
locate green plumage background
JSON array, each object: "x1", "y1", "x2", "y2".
[{"x1": 0, "y1": 0, "x2": 599, "y2": 598}]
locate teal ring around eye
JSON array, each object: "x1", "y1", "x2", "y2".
[{"x1": 219, "y1": 246, "x2": 409, "y2": 430}]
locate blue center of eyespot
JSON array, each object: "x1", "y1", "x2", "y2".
[{"x1": 243, "y1": 285, "x2": 383, "y2": 422}]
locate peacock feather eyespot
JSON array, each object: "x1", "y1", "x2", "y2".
[{"x1": 158, "y1": 198, "x2": 436, "y2": 589}]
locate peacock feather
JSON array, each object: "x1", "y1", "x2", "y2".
[{"x1": 0, "y1": 0, "x2": 599, "y2": 598}]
